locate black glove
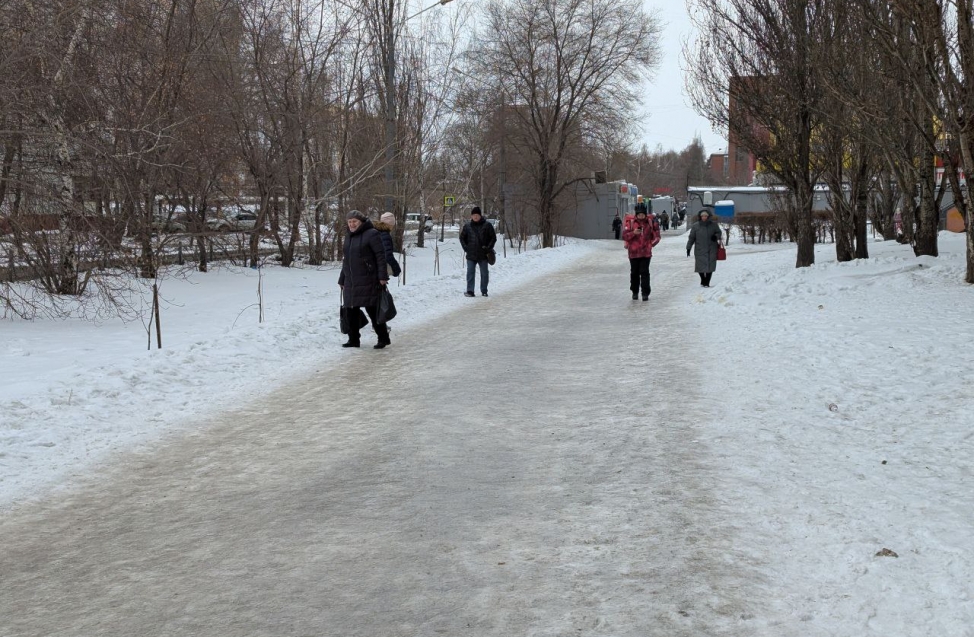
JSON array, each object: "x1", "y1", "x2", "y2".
[{"x1": 686, "y1": 248, "x2": 691, "y2": 257}]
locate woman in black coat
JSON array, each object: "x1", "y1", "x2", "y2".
[{"x1": 338, "y1": 210, "x2": 390, "y2": 349}]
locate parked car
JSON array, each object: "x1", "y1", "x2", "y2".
[
  {"x1": 151, "y1": 217, "x2": 187, "y2": 234},
  {"x1": 204, "y1": 215, "x2": 232, "y2": 232},
  {"x1": 204, "y1": 209, "x2": 260, "y2": 232},
  {"x1": 233, "y1": 212, "x2": 258, "y2": 231},
  {"x1": 405, "y1": 213, "x2": 434, "y2": 232}
]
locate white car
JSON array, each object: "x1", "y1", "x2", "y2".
[
  {"x1": 206, "y1": 210, "x2": 257, "y2": 232},
  {"x1": 204, "y1": 215, "x2": 231, "y2": 231},
  {"x1": 233, "y1": 212, "x2": 258, "y2": 231}
]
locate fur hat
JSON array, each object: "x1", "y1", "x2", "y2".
[
  {"x1": 346, "y1": 210, "x2": 368, "y2": 222},
  {"x1": 380, "y1": 212, "x2": 396, "y2": 226}
]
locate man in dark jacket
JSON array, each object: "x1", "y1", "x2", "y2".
[
  {"x1": 612, "y1": 214, "x2": 622, "y2": 239},
  {"x1": 338, "y1": 210, "x2": 390, "y2": 348},
  {"x1": 459, "y1": 206, "x2": 497, "y2": 297}
]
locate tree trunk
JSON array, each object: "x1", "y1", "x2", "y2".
[
  {"x1": 827, "y1": 159, "x2": 855, "y2": 262},
  {"x1": 854, "y1": 182, "x2": 870, "y2": 259},
  {"x1": 794, "y1": 182, "x2": 816, "y2": 268},
  {"x1": 538, "y1": 159, "x2": 556, "y2": 248},
  {"x1": 961, "y1": 133, "x2": 974, "y2": 283}
]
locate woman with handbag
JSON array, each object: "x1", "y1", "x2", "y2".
[
  {"x1": 686, "y1": 209, "x2": 723, "y2": 288},
  {"x1": 338, "y1": 210, "x2": 391, "y2": 349}
]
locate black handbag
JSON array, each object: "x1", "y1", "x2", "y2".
[
  {"x1": 485, "y1": 249, "x2": 496, "y2": 265},
  {"x1": 375, "y1": 287, "x2": 397, "y2": 325}
]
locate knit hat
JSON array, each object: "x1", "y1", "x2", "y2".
[
  {"x1": 471, "y1": 206, "x2": 482, "y2": 216},
  {"x1": 380, "y1": 212, "x2": 396, "y2": 226},
  {"x1": 635, "y1": 207, "x2": 647, "y2": 217},
  {"x1": 699, "y1": 210, "x2": 710, "y2": 218},
  {"x1": 346, "y1": 210, "x2": 368, "y2": 222}
]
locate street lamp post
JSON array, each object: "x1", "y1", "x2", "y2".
[{"x1": 384, "y1": 0, "x2": 455, "y2": 217}]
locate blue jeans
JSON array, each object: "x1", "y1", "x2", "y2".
[{"x1": 466, "y1": 259, "x2": 489, "y2": 294}]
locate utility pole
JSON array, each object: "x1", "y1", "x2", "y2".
[
  {"x1": 384, "y1": 2, "x2": 396, "y2": 216},
  {"x1": 499, "y1": 93, "x2": 507, "y2": 240},
  {"x1": 440, "y1": 175, "x2": 446, "y2": 242}
]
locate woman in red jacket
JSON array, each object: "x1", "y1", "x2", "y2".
[{"x1": 622, "y1": 205, "x2": 661, "y2": 301}]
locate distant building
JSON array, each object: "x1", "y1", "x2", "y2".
[
  {"x1": 726, "y1": 76, "x2": 770, "y2": 186},
  {"x1": 562, "y1": 180, "x2": 638, "y2": 239},
  {"x1": 707, "y1": 148, "x2": 728, "y2": 184},
  {"x1": 686, "y1": 185, "x2": 832, "y2": 220}
]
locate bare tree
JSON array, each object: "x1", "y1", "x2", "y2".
[
  {"x1": 687, "y1": 0, "x2": 835, "y2": 268},
  {"x1": 866, "y1": 0, "x2": 974, "y2": 280},
  {"x1": 471, "y1": 0, "x2": 660, "y2": 248}
]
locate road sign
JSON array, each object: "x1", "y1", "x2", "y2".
[{"x1": 444, "y1": 195, "x2": 455, "y2": 207}]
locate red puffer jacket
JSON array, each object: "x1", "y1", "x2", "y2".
[{"x1": 622, "y1": 217, "x2": 660, "y2": 258}]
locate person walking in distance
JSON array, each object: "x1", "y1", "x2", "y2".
[
  {"x1": 338, "y1": 210, "x2": 391, "y2": 349},
  {"x1": 622, "y1": 203, "x2": 661, "y2": 301},
  {"x1": 459, "y1": 206, "x2": 497, "y2": 297},
  {"x1": 612, "y1": 213, "x2": 622, "y2": 240},
  {"x1": 375, "y1": 212, "x2": 402, "y2": 279},
  {"x1": 686, "y1": 209, "x2": 722, "y2": 288}
]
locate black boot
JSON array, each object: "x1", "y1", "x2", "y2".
[{"x1": 342, "y1": 338, "x2": 360, "y2": 348}]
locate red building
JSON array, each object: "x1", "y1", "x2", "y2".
[{"x1": 726, "y1": 76, "x2": 768, "y2": 186}]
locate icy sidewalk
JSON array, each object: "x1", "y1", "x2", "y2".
[
  {"x1": 0, "y1": 238, "x2": 595, "y2": 510},
  {"x1": 0, "y1": 242, "x2": 756, "y2": 637}
]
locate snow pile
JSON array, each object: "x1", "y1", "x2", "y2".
[{"x1": 687, "y1": 232, "x2": 974, "y2": 633}]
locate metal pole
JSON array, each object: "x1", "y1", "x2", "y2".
[
  {"x1": 384, "y1": 8, "x2": 396, "y2": 216},
  {"x1": 499, "y1": 93, "x2": 507, "y2": 240},
  {"x1": 440, "y1": 177, "x2": 446, "y2": 242}
]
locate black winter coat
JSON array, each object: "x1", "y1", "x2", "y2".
[
  {"x1": 374, "y1": 222, "x2": 402, "y2": 277},
  {"x1": 338, "y1": 220, "x2": 387, "y2": 308},
  {"x1": 459, "y1": 218, "x2": 497, "y2": 262}
]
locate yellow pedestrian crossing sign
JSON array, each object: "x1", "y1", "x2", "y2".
[{"x1": 444, "y1": 195, "x2": 455, "y2": 207}]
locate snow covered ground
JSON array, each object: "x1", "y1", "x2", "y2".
[
  {"x1": 688, "y1": 231, "x2": 974, "y2": 635},
  {"x1": 0, "y1": 229, "x2": 591, "y2": 510},
  {"x1": 1, "y1": 225, "x2": 972, "y2": 634}
]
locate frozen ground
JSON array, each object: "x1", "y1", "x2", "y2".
[{"x1": 1, "y1": 227, "x2": 972, "y2": 636}]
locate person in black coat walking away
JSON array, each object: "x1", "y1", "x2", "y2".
[
  {"x1": 338, "y1": 210, "x2": 390, "y2": 349},
  {"x1": 612, "y1": 213, "x2": 622, "y2": 239},
  {"x1": 459, "y1": 206, "x2": 497, "y2": 297},
  {"x1": 376, "y1": 212, "x2": 402, "y2": 279},
  {"x1": 686, "y1": 209, "x2": 722, "y2": 287}
]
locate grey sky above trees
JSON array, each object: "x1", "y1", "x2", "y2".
[{"x1": 641, "y1": 1, "x2": 726, "y2": 155}]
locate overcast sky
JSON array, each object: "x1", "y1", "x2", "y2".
[{"x1": 638, "y1": 2, "x2": 726, "y2": 156}]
